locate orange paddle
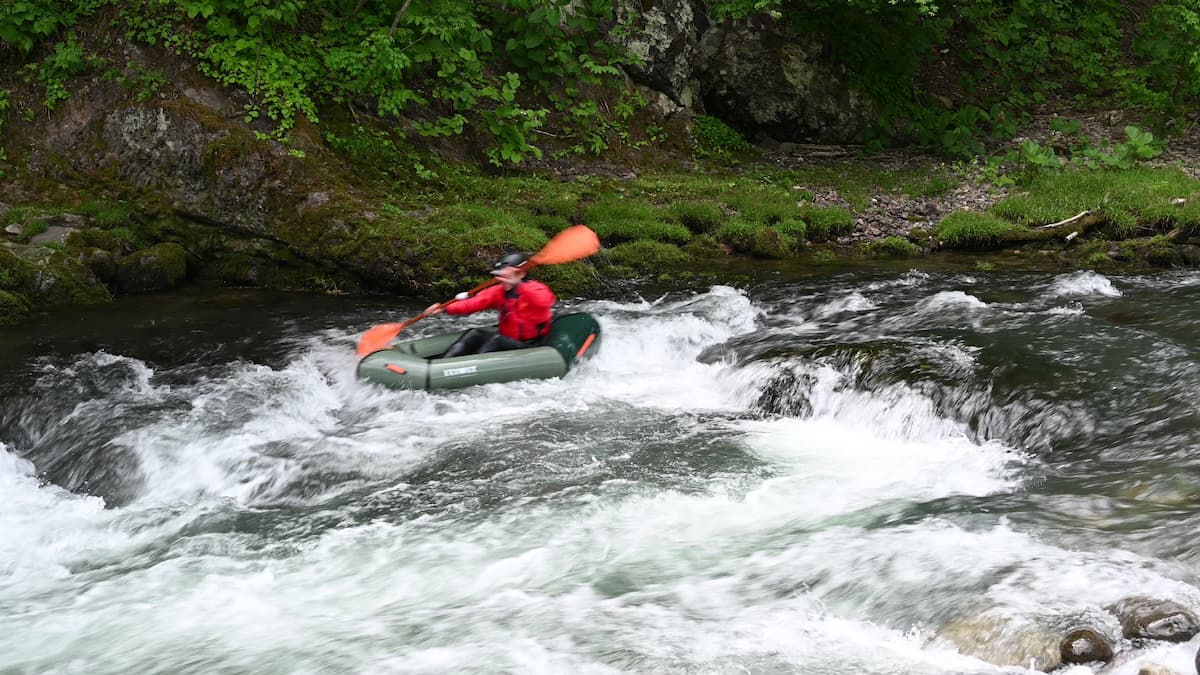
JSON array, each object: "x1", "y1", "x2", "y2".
[{"x1": 355, "y1": 225, "x2": 601, "y2": 356}]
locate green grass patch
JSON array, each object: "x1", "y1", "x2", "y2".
[
  {"x1": 725, "y1": 190, "x2": 801, "y2": 226},
  {"x1": 937, "y1": 211, "x2": 1019, "y2": 249},
  {"x1": 869, "y1": 236, "x2": 921, "y2": 257},
  {"x1": 667, "y1": 201, "x2": 724, "y2": 233},
  {"x1": 765, "y1": 161, "x2": 956, "y2": 209},
  {"x1": 605, "y1": 240, "x2": 692, "y2": 273},
  {"x1": 19, "y1": 220, "x2": 48, "y2": 241},
  {"x1": 799, "y1": 205, "x2": 855, "y2": 241},
  {"x1": 78, "y1": 200, "x2": 135, "y2": 227},
  {"x1": 584, "y1": 197, "x2": 691, "y2": 244},
  {"x1": 714, "y1": 219, "x2": 798, "y2": 258},
  {"x1": 992, "y1": 167, "x2": 1200, "y2": 239}
]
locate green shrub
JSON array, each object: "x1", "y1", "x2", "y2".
[
  {"x1": 937, "y1": 211, "x2": 1017, "y2": 249},
  {"x1": 692, "y1": 115, "x2": 750, "y2": 159}
]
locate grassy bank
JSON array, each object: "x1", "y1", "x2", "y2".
[{"x1": 5, "y1": 152, "x2": 1200, "y2": 327}]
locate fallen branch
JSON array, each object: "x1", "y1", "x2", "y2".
[{"x1": 1040, "y1": 210, "x2": 1092, "y2": 229}]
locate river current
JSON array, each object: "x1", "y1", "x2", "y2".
[{"x1": 2, "y1": 269, "x2": 1199, "y2": 674}]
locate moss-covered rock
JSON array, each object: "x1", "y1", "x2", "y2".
[
  {"x1": 868, "y1": 236, "x2": 922, "y2": 258},
  {"x1": 749, "y1": 227, "x2": 796, "y2": 258},
  {"x1": 681, "y1": 233, "x2": 728, "y2": 258},
  {"x1": 75, "y1": 247, "x2": 118, "y2": 282},
  {"x1": 937, "y1": 211, "x2": 1018, "y2": 249},
  {"x1": 0, "y1": 290, "x2": 31, "y2": 324},
  {"x1": 117, "y1": 242, "x2": 189, "y2": 292}
]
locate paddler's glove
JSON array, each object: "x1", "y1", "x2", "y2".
[{"x1": 454, "y1": 292, "x2": 469, "y2": 300}]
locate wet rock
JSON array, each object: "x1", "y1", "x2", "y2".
[
  {"x1": 754, "y1": 369, "x2": 815, "y2": 417},
  {"x1": 1108, "y1": 597, "x2": 1199, "y2": 642},
  {"x1": 4, "y1": 223, "x2": 20, "y2": 236},
  {"x1": 933, "y1": 611, "x2": 1062, "y2": 671},
  {"x1": 117, "y1": 242, "x2": 188, "y2": 293},
  {"x1": 1061, "y1": 627, "x2": 1115, "y2": 664}
]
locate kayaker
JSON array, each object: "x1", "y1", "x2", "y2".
[{"x1": 425, "y1": 251, "x2": 556, "y2": 357}]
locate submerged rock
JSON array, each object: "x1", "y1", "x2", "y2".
[
  {"x1": 1108, "y1": 597, "x2": 1199, "y2": 642},
  {"x1": 1135, "y1": 663, "x2": 1183, "y2": 675},
  {"x1": 933, "y1": 611, "x2": 1062, "y2": 671}
]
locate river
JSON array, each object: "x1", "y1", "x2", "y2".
[{"x1": 2, "y1": 269, "x2": 1199, "y2": 674}]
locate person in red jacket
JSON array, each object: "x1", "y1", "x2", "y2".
[{"x1": 427, "y1": 251, "x2": 556, "y2": 358}]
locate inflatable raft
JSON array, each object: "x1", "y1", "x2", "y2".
[{"x1": 356, "y1": 312, "x2": 601, "y2": 390}]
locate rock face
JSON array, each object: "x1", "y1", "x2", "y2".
[
  {"x1": 610, "y1": 1, "x2": 875, "y2": 143},
  {"x1": 614, "y1": 0, "x2": 708, "y2": 111},
  {"x1": 696, "y1": 22, "x2": 875, "y2": 143}
]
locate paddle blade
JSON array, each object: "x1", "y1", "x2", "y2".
[
  {"x1": 356, "y1": 322, "x2": 402, "y2": 356},
  {"x1": 530, "y1": 225, "x2": 600, "y2": 266}
]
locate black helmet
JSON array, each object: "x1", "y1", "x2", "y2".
[{"x1": 490, "y1": 251, "x2": 529, "y2": 274}]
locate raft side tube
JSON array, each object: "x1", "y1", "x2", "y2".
[{"x1": 355, "y1": 313, "x2": 601, "y2": 390}]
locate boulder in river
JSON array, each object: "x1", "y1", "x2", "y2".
[
  {"x1": 1107, "y1": 596, "x2": 1199, "y2": 643},
  {"x1": 933, "y1": 610, "x2": 1062, "y2": 671},
  {"x1": 1061, "y1": 627, "x2": 1115, "y2": 664}
]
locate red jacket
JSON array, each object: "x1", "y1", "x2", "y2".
[{"x1": 446, "y1": 280, "x2": 556, "y2": 341}]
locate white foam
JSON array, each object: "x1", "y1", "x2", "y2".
[{"x1": 1046, "y1": 270, "x2": 1122, "y2": 298}]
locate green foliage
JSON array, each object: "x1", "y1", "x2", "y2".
[
  {"x1": 0, "y1": 0, "x2": 107, "y2": 54},
  {"x1": 692, "y1": 115, "x2": 750, "y2": 160},
  {"x1": 1129, "y1": 0, "x2": 1200, "y2": 111},
  {"x1": 111, "y1": 62, "x2": 168, "y2": 101},
  {"x1": 38, "y1": 34, "x2": 89, "y2": 109},
  {"x1": 105, "y1": 0, "x2": 620, "y2": 163},
  {"x1": 936, "y1": 211, "x2": 1017, "y2": 249}
]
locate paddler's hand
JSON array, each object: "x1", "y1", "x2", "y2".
[{"x1": 425, "y1": 303, "x2": 443, "y2": 315}]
